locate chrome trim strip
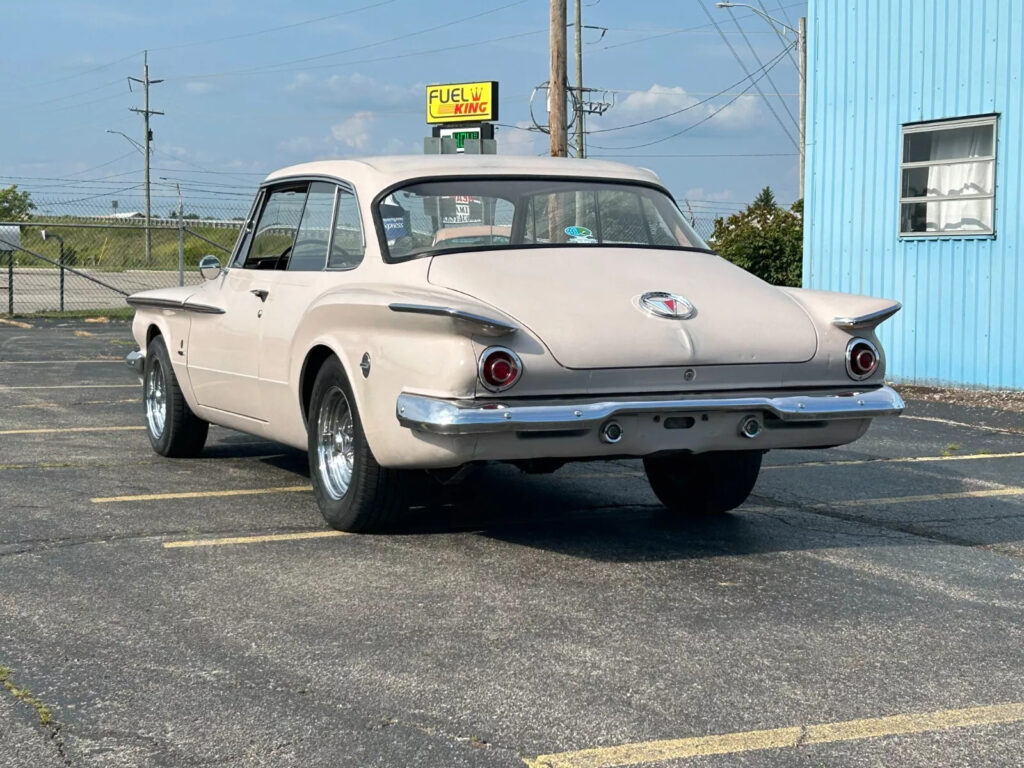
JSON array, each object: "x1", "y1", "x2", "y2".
[
  {"x1": 125, "y1": 350, "x2": 145, "y2": 378},
  {"x1": 388, "y1": 303, "x2": 517, "y2": 337},
  {"x1": 126, "y1": 296, "x2": 225, "y2": 315},
  {"x1": 396, "y1": 386, "x2": 905, "y2": 436},
  {"x1": 833, "y1": 303, "x2": 902, "y2": 329}
]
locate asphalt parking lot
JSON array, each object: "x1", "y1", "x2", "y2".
[{"x1": 1, "y1": 318, "x2": 1023, "y2": 768}]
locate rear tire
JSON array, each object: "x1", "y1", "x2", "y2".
[
  {"x1": 307, "y1": 356, "x2": 408, "y2": 532},
  {"x1": 643, "y1": 450, "x2": 762, "y2": 517},
  {"x1": 143, "y1": 334, "x2": 209, "y2": 458}
]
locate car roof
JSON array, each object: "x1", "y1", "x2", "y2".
[{"x1": 263, "y1": 155, "x2": 664, "y2": 192}]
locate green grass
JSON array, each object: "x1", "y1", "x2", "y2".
[
  {"x1": 7, "y1": 218, "x2": 240, "y2": 272},
  {"x1": 0, "y1": 665, "x2": 53, "y2": 726}
]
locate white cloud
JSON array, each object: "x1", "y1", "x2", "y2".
[
  {"x1": 498, "y1": 121, "x2": 541, "y2": 156},
  {"x1": 329, "y1": 111, "x2": 375, "y2": 152},
  {"x1": 683, "y1": 187, "x2": 734, "y2": 203},
  {"x1": 185, "y1": 81, "x2": 215, "y2": 95},
  {"x1": 591, "y1": 84, "x2": 761, "y2": 134},
  {"x1": 287, "y1": 72, "x2": 421, "y2": 110}
]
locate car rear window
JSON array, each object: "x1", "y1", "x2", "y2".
[{"x1": 376, "y1": 178, "x2": 707, "y2": 260}]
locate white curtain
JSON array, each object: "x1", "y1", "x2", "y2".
[{"x1": 925, "y1": 127, "x2": 993, "y2": 232}]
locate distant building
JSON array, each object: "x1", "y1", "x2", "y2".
[{"x1": 803, "y1": 0, "x2": 1023, "y2": 389}]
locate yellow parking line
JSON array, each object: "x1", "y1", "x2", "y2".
[
  {"x1": 0, "y1": 359, "x2": 124, "y2": 364},
  {"x1": 765, "y1": 451, "x2": 1024, "y2": 469},
  {"x1": 0, "y1": 384, "x2": 137, "y2": 390},
  {"x1": 164, "y1": 530, "x2": 346, "y2": 548},
  {"x1": 525, "y1": 702, "x2": 1024, "y2": 768},
  {"x1": 0, "y1": 318, "x2": 33, "y2": 328},
  {"x1": 832, "y1": 487, "x2": 1024, "y2": 507},
  {"x1": 0, "y1": 425, "x2": 145, "y2": 435},
  {"x1": 92, "y1": 485, "x2": 312, "y2": 503}
]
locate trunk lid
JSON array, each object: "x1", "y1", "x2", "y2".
[{"x1": 427, "y1": 248, "x2": 817, "y2": 369}]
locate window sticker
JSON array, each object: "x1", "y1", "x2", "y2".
[{"x1": 564, "y1": 225, "x2": 596, "y2": 243}]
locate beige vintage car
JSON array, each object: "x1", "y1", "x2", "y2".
[{"x1": 125, "y1": 155, "x2": 904, "y2": 532}]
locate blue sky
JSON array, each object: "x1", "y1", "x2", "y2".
[{"x1": 1, "y1": 0, "x2": 806, "y2": 219}]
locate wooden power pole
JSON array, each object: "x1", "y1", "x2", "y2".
[
  {"x1": 549, "y1": 0, "x2": 568, "y2": 157},
  {"x1": 129, "y1": 51, "x2": 163, "y2": 265}
]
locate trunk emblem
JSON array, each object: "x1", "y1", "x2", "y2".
[{"x1": 638, "y1": 291, "x2": 696, "y2": 320}]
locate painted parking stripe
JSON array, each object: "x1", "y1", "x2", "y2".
[
  {"x1": 901, "y1": 414, "x2": 1023, "y2": 436},
  {"x1": 525, "y1": 702, "x2": 1024, "y2": 768},
  {"x1": 92, "y1": 485, "x2": 312, "y2": 503},
  {"x1": 0, "y1": 384, "x2": 138, "y2": 390},
  {"x1": 0, "y1": 359, "x2": 124, "y2": 364},
  {"x1": 0, "y1": 425, "x2": 145, "y2": 435},
  {"x1": 764, "y1": 451, "x2": 1024, "y2": 469},
  {"x1": 164, "y1": 530, "x2": 346, "y2": 548},
  {"x1": 830, "y1": 487, "x2": 1024, "y2": 507},
  {"x1": 0, "y1": 318, "x2": 33, "y2": 328}
]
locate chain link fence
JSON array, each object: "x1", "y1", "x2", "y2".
[
  {"x1": 0, "y1": 190, "x2": 719, "y2": 315},
  {"x1": 0, "y1": 196, "x2": 246, "y2": 314}
]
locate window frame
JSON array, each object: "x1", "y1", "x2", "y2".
[
  {"x1": 370, "y1": 174, "x2": 714, "y2": 263},
  {"x1": 899, "y1": 114, "x2": 998, "y2": 239},
  {"x1": 232, "y1": 176, "x2": 366, "y2": 271}
]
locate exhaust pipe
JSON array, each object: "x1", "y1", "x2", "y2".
[
  {"x1": 600, "y1": 420, "x2": 624, "y2": 444},
  {"x1": 738, "y1": 415, "x2": 762, "y2": 439}
]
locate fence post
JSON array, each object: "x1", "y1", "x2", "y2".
[
  {"x1": 59, "y1": 242, "x2": 65, "y2": 312},
  {"x1": 6, "y1": 252, "x2": 12, "y2": 315},
  {"x1": 177, "y1": 192, "x2": 185, "y2": 287}
]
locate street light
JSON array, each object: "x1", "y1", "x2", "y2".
[
  {"x1": 40, "y1": 229, "x2": 66, "y2": 312},
  {"x1": 716, "y1": 2, "x2": 806, "y2": 199},
  {"x1": 159, "y1": 177, "x2": 185, "y2": 287}
]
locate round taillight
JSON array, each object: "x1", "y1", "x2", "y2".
[
  {"x1": 846, "y1": 338, "x2": 879, "y2": 380},
  {"x1": 478, "y1": 347, "x2": 522, "y2": 392}
]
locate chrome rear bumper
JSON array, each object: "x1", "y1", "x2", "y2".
[{"x1": 396, "y1": 386, "x2": 905, "y2": 436}]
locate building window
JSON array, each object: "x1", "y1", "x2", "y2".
[{"x1": 900, "y1": 115, "x2": 996, "y2": 237}]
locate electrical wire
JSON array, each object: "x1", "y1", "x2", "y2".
[
  {"x1": 584, "y1": 45, "x2": 792, "y2": 135},
  {"x1": 700, "y1": 2, "x2": 797, "y2": 147},
  {"x1": 170, "y1": 0, "x2": 530, "y2": 81},
  {"x1": 149, "y1": 0, "x2": 399, "y2": 53},
  {"x1": 725, "y1": 6, "x2": 798, "y2": 130},
  {"x1": 588, "y1": 43, "x2": 793, "y2": 151}
]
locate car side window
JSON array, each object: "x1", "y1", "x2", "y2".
[
  {"x1": 328, "y1": 188, "x2": 365, "y2": 270},
  {"x1": 288, "y1": 182, "x2": 335, "y2": 271},
  {"x1": 242, "y1": 183, "x2": 308, "y2": 270}
]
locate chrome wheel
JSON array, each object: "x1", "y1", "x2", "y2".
[
  {"x1": 145, "y1": 356, "x2": 167, "y2": 438},
  {"x1": 316, "y1": 385, "x2": 355, "y2": 500}
]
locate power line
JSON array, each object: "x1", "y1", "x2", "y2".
[
  {"x1": 169, "y1": 0, "x2": 530, "y2": 82},
  {"x1": 724, "y1": 6, "x2": 798, "y2": 130},
  {"x1": 598, "y1": 2, "x2": 805, "y2": 51},
  {"x1": 585, "y1": 45, "x2": 793, "y2": 135},
  {"x1": 149, "y1": 0, "x2": 399, "y2": 53},
  {"x1": 588, "y1": 43, "x2": 792, "y2": 150},
  {"x1": 700, "y1": 2, "x2": 797, "y2": 148}
]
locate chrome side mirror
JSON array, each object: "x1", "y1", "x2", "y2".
[{"x1": 198, "y1": 254, "x2": 223, "y2": 281}]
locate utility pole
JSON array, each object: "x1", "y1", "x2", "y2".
[
  {"x1": 549, "y1": 0, "x2": 568, "y2": 157},
  {"x1": 797, "y1": 16, "x2": 806, "y2": 200},
  {"x1": 129, "y1": 51, "x2": 163, "y2": 265},
  {"x1": 574, "y1": 0, "x2": 584, "y2": 158}
]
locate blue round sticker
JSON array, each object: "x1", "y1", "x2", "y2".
[{"x1": 564, "y1": 226, "x2": 593, "y2": 238}]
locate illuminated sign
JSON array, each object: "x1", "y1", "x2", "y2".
[
  {"x1": 426, "y1": 81, "x2": 498, "y2": 124},
  {"x1": 439, "y1": 126, "x2": 480, "y2": 153}
]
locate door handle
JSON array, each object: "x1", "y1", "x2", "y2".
[{"x1": 250, "y1": 289, "x2": 269, "y2": 302}]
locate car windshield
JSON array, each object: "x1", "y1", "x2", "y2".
[{"x1": 377, "y1": 178, "x2": 707, "y2": 260}]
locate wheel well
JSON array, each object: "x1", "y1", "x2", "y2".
[
  {"x1": 146, "y1": 324, "x2": 161, "y2": 345},
  {"x1": 300, "y1": 345, "x2": 337, "y2": 422}
]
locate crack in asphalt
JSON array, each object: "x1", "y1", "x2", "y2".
[{"x1": 1, "y1": 663, "x2": 70, "y2": 765}]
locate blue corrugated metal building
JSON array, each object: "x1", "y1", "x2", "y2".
[{"x1": 803, "y1": 0, "x2": 1023, "y2": 389}]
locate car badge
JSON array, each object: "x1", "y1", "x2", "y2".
[{"x1": 638, "y1": 291, "x2": 697, "y2": 320}]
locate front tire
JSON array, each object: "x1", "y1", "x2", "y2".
[
  {"x1": 643, "y1": 450, "x2": 763, "y2": 517},
  {"x1": 143, "y1": 334, "x2": 209, "y2": 457},
  {"x1": 307, "y1": 356, "x2": 408, "y2": 532}
]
